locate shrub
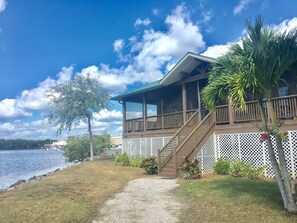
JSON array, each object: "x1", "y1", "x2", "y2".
[
  {"x1": 180, "y1": 156, "x2": 201, "y2": 179},
  {"x1": 121, "y1": 152, "x2": 130, "y2": 166},
  {"x1": 63, "y1": 136, "x2": 90, "y2": 162},
  {"x1": 230, "y1": 160, "x2": 248, "y2": 177},
  {"x1": 114, "y1": 152, "x2": 130, "y2": 166},
  {"x1": 214, "y1": 158, "x2": 266, "y2": 179},
  {"x1": 129, "y1": 156, "x2": 145, "y2": 167},
  {"x1": 64, "y1": 134, "x2": 111, "y2": 162},
  {"x1": 246, "y1": 164, "x2": 267, "y2": 180},
  {"x1": 114, "y1": 153, "x2": 122, "y2": 165},
  {"x1": 139, "y1": 157, "x2": 158, "y2": 174},
  {"x1": 213, "y1": 158, "x2": 231, "y2": 175}
]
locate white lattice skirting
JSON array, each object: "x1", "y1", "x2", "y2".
[
  {"x1": 122, "y1": 130, "x2": 297, "y2": 178},
  {"x1": 197, "y1": 131, "x2": 297, "y2": 178},
  {"x1": 122, "y1": 137, "x2": 172, "y2": 157}
]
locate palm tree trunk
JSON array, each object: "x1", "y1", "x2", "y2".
[
  {"x1": 259, "y1": 101, "x2": 288, "y2": 209},
  {"x1": 266, "y1": 99, "x2": 297, "y2": 213},
  {"x1": 88, "y1": 117, "x2": 94, "y2": 161}
]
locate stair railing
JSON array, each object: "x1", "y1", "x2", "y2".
[
  {"x1": 174, "y1": 112, "x2": 216, "y2": 170},
  {"x1": 158, "y1": 110, "x2": 199, "y2": 172}
]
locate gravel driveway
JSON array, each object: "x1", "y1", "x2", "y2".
[{"x1": 94, "y1": 177, "x2": 182, "y2": 223}]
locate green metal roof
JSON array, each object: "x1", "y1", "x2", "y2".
[
  {"x1": 111, "y1": 52, "x2": 215, "y2": 101},
  {"x1": 111, "y1": 80, "x2": 162, "y2": 101}
]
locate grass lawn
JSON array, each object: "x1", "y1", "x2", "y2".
[
  {"x1": 0, "y1": 159, "x2": 143, "y2": 223},
  {"x1": 174, "y1": 175, "x2": 297, "y2": 223}
]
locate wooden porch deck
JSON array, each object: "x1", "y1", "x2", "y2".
[{"x1": 124, "y1": 95, "x2": 297, "y2": 137}]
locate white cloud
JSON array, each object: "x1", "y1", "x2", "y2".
[
  {"x1": 0, "y1": 108, "x2": 123, "y2": 139},
  {"x1": 0, "y1": 99, "x2": 32, "y2": 119},
  {"x1": 134, "y1": 18, "x2": 151, "y2": 27},
  {"x1": 233, "y1": 0, "x2": 251, "y2": 15},
  {"x1": 275, "y1": 17, "x2": 297, "y2": 33},
  {"x1": 201, "y1": 10, "x2": 212, "y2": 23},
  {"x1": 0, "y1": 0, "x2": 6, "y2": 12},
  {"x1": 0, "y1": 66, "x2": 73, "y2": 120},
  {"x1": 152, "y1": 9, "x2": 159, "y2": 16},
  {"x1": 113, "y1": 39, "x2": 125, "y2": 53},
  {"x1": 202, "y1": 17, "x2": 297, "y2": 59},
  {"x1": 202, "y1": 43, "x2": 231, "y2": 58},
  {"x1": 93, "y1": 109, "x2": 122, "y2": 121},
  {"x1": 79, "y1": 4, "x2": 205, "y2": 92}
]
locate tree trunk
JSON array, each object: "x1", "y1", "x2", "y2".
[
  {"x1": 88, "y1": 117, "x2": 94, "y2": 161},
  {"x1": 266, "y1": 99, "x2": 297, "y2": 213},
  {"x1": 258, "y1": 102, "x2": 288, "y2": 209}
]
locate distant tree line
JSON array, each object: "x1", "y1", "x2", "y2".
[{"x1": 0, "y1": 139, "x2": 55, "y2": 150}]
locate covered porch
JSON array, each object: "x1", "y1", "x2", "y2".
[
  {"x1": 123, "y1": 94, "x2": 297, "y2": 136},
  {"x1": 121, "y1": 77, "x2": 209, "y2": 137}
]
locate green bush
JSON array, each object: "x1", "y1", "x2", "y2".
[
  {"x1": 215, "y1": 159, "x2": 267, "y2": 180},
  {"x1": 129, "y1": 156, "x2": 145, "y2": 167},
  {"x1": 64, "y1": 134, "x2": 111, "y2": 162},
  {"x1": 213, "y1": 158, "x2": 231, "y2": 175},
  {"x1": 246, "y1": 164, "x2": 267, "y2": 180},
  {"x1": 114, "y1": 153, "x2": 122, "y2": 165},
  {"x1": 230, "y1": 160, "x2": 247, "y2": 177},
  {"x1": 121, "y1": 152, "x2": 130, "y2": 166},
  {"x1": 114, "y1": 152, "x2": 130, "y2": 166},
  {"x1": 139, "y1": 156, "x2": 158, "y2": 174}
]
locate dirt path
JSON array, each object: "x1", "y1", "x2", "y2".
[{"x1": 94, "y1": 177, "x2": 182, "y2": 223}]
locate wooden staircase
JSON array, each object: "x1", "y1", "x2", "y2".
[{"x1": 157, "y1": 112, "x2": 216, "y2": 178}]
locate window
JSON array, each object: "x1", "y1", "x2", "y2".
[
  {"x1": 278, "y1": 86, "x2": 289, "y2": 97},
  {"x1": 186, "y1": 81, "x2": 198, "y2": 110},
  {"x1": 126, "y1": 102, "x2": 143, "y2": 119}
]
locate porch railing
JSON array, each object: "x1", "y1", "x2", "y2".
[
  {"x1": 216, "y1": 94, "x2": 297, "y2": 124},
  {"x1": 125, "y1": 95, "x2": 297, "y2": 132},
  {"x1": 163, "y1": 112, "x2": 183, "y2": 129},
  {"x1": 125, "y1": 117, "x2": 144, "y2": 132},
  {"x1": 216, "y1": 105, "x2": 229, "y2": 124}
]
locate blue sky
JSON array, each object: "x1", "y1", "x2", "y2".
[{"x1": 0, "y1": 0, "x2": 296, "y2": 139}]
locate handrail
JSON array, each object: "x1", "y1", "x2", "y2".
[
  {"x1": 175, "y1": 112, "x2": 214, "y2": 154},
  {"x1": 158, "y1": 109, "x2": 199, "y2": 171},
  {"x1": 175, "y1": 113, "x2": 215, "y2": 169},
  {"x1": 158, "y1": 112, "x2": 215, "y2": 177},
  {"x1": 125, "y1": 117, "x2": 144, "y2": 121},
  {"x1": 162, "y1": 111, "x2": 183, "y2": 116}
]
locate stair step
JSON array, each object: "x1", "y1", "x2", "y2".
[
  {"x1": 167, "y1": 159, "x2": 174, "y2": 164},
  {"x1": 161, "y1": 169, "x2": 175, "y2": 174},
  {"x1": 158, "y1": 173, "x2": 176, "y2": 179},
  {"x1": 165, "y1": 164, "x2": 175, "y2": 167}
]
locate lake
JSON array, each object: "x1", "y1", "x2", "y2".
[{"x1": 0, "y1": 149, "x2": 70, "y2": 190}]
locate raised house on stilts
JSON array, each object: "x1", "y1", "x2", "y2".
[{"x1": 112, "y1": 52, "x2": 297, "y2": 179}]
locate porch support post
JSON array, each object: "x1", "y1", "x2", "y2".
[
  {"x1": 228, "y1": 96, "x2": 234, "y2": 124},
  {"x1": 182, "y1": 81, "x2": 187, "y2": 124},
  {"x1": 143, "y1": 94, "x2": 147, "y2": 132},
  {"x1": 122, "y1": 100, "x2": 126, "y2": 135}
]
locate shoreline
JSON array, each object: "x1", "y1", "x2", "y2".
[{"x1": 1, "y1": 163, "x2": 77, "y2": 192}]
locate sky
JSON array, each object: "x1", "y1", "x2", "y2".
[{"x1": 0, "y1": 0, "x2": 296, "y2": 140}]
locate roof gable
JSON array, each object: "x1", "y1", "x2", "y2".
[{"x1": 111, "y1": 52, "x2": 214, "y2": 101}]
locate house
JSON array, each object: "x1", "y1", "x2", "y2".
[
  {"x1": 110, "y1": 137, "x2": 123, "y2": 148},
  {"x1": 112, "y1": 52, "x2": 297, "y2": 179},
  {"x1": 51, "y1": 140, "x2": 67, "y2": 149}
]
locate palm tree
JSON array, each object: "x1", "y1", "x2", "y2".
[{"x1": 203, "y1": 16, "x2": 297, "y2": 213}]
